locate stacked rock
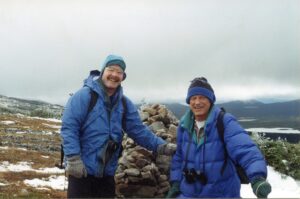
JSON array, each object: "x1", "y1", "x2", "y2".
[{"x1": 115, "y1": 104, "x2": 179, "y2": 198}]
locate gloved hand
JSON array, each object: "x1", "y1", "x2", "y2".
[
  {"x1": 166, "y1": 181, "x2": 180, "y2": 198},
  {"x1": 66, "y1": 155, "x2": 87, "y2": 178},
  {"x1": 251, "y1": 177, "x2": 272, "y2": 198},
  {"x1": 157, "y1": 143, "x2": 177, "y2": 156}
]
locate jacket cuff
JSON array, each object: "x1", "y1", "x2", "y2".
[
  {"x1": 172, "y1": 181, "x2": 180, "y2": 187},
  {"x1": 66, "y1": 154, "x2": 80, "y2": 159},
  {"x1": 251, "y1": 176, "x2": 266, "y2": 185}
]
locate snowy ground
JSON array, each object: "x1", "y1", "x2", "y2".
[
  {"x1": 241, "y1": 166, "x2": 300, "y2": 198},
  {"x1": 1, "y1": 116, "x2": 300, "y2": 197},
  {"x1": 246, "y1": 127, "x2": 300, "y2": 134},
  {"x1": 0, "y1": 160, "x2": 299, "y2": 198}
]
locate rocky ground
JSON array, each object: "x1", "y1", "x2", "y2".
[
  {"x1": 0, "y1": 113, "x2": 65, "y2": 198},
  {"x1": 115, "y1": 104, "x2": 178, "y2": 198},
  {"x1": 0, "y1": 103, "x2": 178, "y2": 198}
]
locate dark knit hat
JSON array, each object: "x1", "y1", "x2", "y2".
[
  {"x1": 101, "y1": 54, "x2": 126, "y2": 72},
  {"x1": 186, "y1": 77, "x2": 216, "y2": 104}
]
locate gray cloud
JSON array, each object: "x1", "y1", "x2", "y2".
[{"x1": 0, "y1": 0, "x2": 299, "y2": 105}]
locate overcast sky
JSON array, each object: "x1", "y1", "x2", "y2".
[{"x1": 0, "y1": 0, "x2": 299, "y2": 105}]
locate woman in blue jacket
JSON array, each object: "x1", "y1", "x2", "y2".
[
  {"x1": 61, "y1": 54, "x2": 176, "y2": 198},
  {"x1": 167, "y1": 77, "x2": 271, "y2": 198}
]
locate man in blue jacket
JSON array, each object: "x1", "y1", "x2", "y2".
[
  {"x1": 61, "y1": 54, "x2": 176, "y2": 198},
  {"x1": 167, "y1": 77, "x2": 271, "y2": 198}
]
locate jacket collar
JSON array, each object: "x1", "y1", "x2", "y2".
[
  {"x1": 180, "y1": 105, "x2": 216, "y2": 135},
  {"x1": 84, "y1": 75, "x2": 123, "y2": 105},
  {"x1": 180, "y1": 109, "x2": 195, "y2": 135}
]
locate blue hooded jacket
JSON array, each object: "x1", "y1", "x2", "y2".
[
  {"x1": 61, "y1": 58, "x2": 165, "y2": 177},
  {"x1": 170, "y1": 106, "x2": 267, "y2": 198}
]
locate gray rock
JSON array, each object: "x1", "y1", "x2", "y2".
[
  {"x1": 124, "y1": 168, "x2": 140, "y2": 176},
  {"x1": 149, "y1": 121, "x2": 167, "y2": 132},
  {"x1": 115, "y1": 103, "x2": 179, "y2": 198},
  {"x1": 139, "y1": 111, "x2": 150, "y2": 121},
  {"x1": 143, "y1": 107, "x2": 157, "y2": 116}
]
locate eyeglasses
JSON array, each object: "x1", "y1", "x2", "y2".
[{"x1": 106, "y1": 66, "x2": 124, "y2": 76}]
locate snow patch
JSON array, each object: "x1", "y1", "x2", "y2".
[
  {"x1": 41, "y1": 155, "x2": 49, "y2": 159},
  {"x1": 0, "y1": 161, "x2": 64, "y2": 174},
  {"x1": 246, "y1": 127, "x2": 300, "y2": 134},
  {"x1": 1, "y1": 158, "x2": 299, "y2": 196},
  {"x1": 42, "y1": 123, "x2": 61, "y2": 129},
  {"x1": 30, "y1": 117, "x2": 61, "y2": 123},
  {"x1": 36, "y1": 167, "x2": 65, "y2": 174},
  {"x1": 16, "y1": 131, "x2": 27, "y2": 134},
  {"x1": 0, "y1": 161, "x2": 33, "y2": 172},
  {"x1": 24, "y1": 175, "x2": 67, "y2": 190},
  {"x1": 238, "y1": 118, "x2": 257, "y2": 122},
  {"x1": 0, "y1": 121, "x2": 15, "y2": 125},
  {"x1": 0, "y1": 182, "x2": 8, "y2": 186}
]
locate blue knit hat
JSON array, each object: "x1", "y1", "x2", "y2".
[
  {"x1": 186, "y1": 77, "x2": 216, "y2": 104},
  {"x1": 101, "y1": 54, "x2": 126, "y2": 72}
]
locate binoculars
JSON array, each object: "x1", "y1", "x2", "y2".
[
  {"x1": 183, "y1": 168, "x2": 207, "y2": 185},
  {"x1": 103, "y1": 140, "x2": 119, "y2": 165}
]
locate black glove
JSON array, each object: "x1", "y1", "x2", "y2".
[
  {"x1": 66, "y1": 155, "x2": 87, "y2": 178},
  {"x1": 166, "y1": 181, "x2": 180, "y2": 198},
  {"x1": 251, "y1": 177, "x2": 271, "y2": 198},
  {"x1": 157, "y1": 143, "x2": 177, "y2": 156}
]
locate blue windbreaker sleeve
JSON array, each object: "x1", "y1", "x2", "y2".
[
  {"x1": 223, "y1": 113, "x2": 267, "y2": 182},
  {"x1": 170, "y1": 126, "x2": 184, "y2": 182},
  {"x1": 60, "y1": 87, "x2": 91, "y2": 156},
  {"x1": 123, "y1": 98, "x2": 165, "y2": 152}
]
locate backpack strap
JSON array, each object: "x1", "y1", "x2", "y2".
[
  {"x1": 89, "y1": 70, "x2": 101, "y2": 77},
  {"x1": 78, "y1": 88, "x2": 99, "y2": 133},
  {"x1": 118, "y1": 96, "x2": 127, "y2": 158},
  {"x1": 60, "y1": 89, "x2": 128, "y2": 168},
  {"x1": 183, "y1": 128, "x2": 193, "y2": 171},
  {"x1": 59, "y1": 144, "x2": 64, "y2": 169},
  {"x1": 217, "y1": 107, "x2": 228, "y2": 175},
  {"x1": 87, "y1": 89, "x2": 98, "y2": 115},
  {"x1": 121, "y1": 96, "x2": 127, "y2": 132},
  {"x1": 60, "y1": 89, "x2": 99, "y2": 169},
  {"x1": 86, "y1": 90, "x2": 127, "y2": 131},
  {"x1": 83, "y1": 92, "x2": 127, "y2": 159}
]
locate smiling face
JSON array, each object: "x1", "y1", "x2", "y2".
[
  {"x1": 101, "y1": 65, "x2": 125, "y2": 96},
  {"x1": 189, "y1": 95, "x2": 211, "y2": 121}
]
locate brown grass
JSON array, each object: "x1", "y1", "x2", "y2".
[
  {"x1": 0, "y1": 114, "x2": 66, "y2": 198},
  {"x1": 0, "y1": 114, "x2": 61, "y2": 132},
  {"x1": 0, "y1": 147, "x2": 60, "y2": 168},
  {"x1": 0, "y1": 147, "x2": 66, "y2": 198}
]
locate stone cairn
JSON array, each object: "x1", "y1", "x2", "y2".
[{"x1": 115, "y1": 104, "x2": 179, "y2": 198}]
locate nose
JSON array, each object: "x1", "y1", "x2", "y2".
[
  {"x1": 111, "y1": 71, "x2": 118, "y2": 76},
  {"x1": 194, "y1": 97, "x2": 202, "y2": 104},
  {"x1": 111, "y1": 69, "x2": 123, "y2": 77},
  {"x1": 109, "y1": 71, "x2": 120, "y2": 78}
]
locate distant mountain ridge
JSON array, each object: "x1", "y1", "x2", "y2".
[
  {"x1": 162, "y1": 99, "x2": 300, "y2": 130},
  {"x1": 1, "y1": 94, "x2": 299, "y2": 130},
  {"x1": 0, "y1": 94, "x2": 63, "y2": 118},
  {"x1": 219, "y1": 99, "x2": 300, "y2": 119}
]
